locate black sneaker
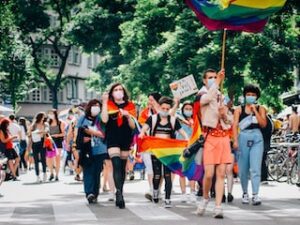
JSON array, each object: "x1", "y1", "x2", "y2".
[
  {"x1": 145, "y1": 193, "x2": 153, "y2": 202},
  {"x1": 87, "y1": 194, "x2": 95, "y2": 204},
  {"x1": 227, "y1": 193, "x2": 234, "y2": 203},
  {"x1": 296, "y1": 182, "x2": 300, "y2": 188},
  {"x1": 49, "y1": 174, "x2": 54, "y2": 181},
  {"x1": 115, "y1": 190, "x2": 125, "y2": 209},
  {"x1": 12, "y1": 177, "x2": 20, "y2": 181},
  {"x1": 55, "y1": 176, "x2": 59, "y2": 181},
  {"x1": 129, "y1": 171, "x2": 134, "y2": 181},
  {"x1": 210, "y1": 191, "x2": 216, "y2": 199}
]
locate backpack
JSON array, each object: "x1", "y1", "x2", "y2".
[
  {"x1": 150, "y1": 114, "x2": 176, "y2": 138},
  {"x1": 75, "y1": 117, "x2": 87, "y2": 151},
  {"x1": 261, "y1": 114, "x2": 274, "y2": 151},
  {"x1": 76, "y1": 117, "x2": 92, "y2": 166}
]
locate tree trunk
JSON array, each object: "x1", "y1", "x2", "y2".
[{"x1": 51, "y1": 88, "x2": 58, "y2": 109}]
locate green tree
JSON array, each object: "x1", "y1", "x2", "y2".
[
  {"x1": 0, "y1": 1, "x2": 35, "y2": 112},
  {"x1": 67, "y1": 0, "x2": 136, "y2": 88},
  {"x1": 10, "y1": 0, "x2": 82, "y2": 109}
]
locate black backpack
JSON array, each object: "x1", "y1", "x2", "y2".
[{"x1": 75, "y1": 117, "x2": 92, "y2": 166}]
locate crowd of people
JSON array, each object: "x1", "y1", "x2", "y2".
[{"x1": 0, "y1": 69, "x2": 299, "y2": 219}]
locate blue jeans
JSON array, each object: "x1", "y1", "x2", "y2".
[
  {"x1": 82, "y1": 154, "x2": 106, "y2": 198},
  {"x1": 238, "y1": 129, "x2": 264, "y2": 195}
]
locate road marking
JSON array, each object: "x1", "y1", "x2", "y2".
[
  {"x1": 225, "y1": 205, "x2": 270, "y2": 220},
  {"x1": 53, "y1": 201, "x2": 97, "y2": 223},
  {"x1": 127, "y1": 203, "x2": 187, "y2": 221},
  {"x1": 0, "y1": 207, "x2": 14, "y2": 222}
]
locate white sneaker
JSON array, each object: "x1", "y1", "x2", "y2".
[
  {"x1": 164, "y1": 199, "x2": 172, "y2": 208},
  {"x1": 42, "y1": 173, "x2": 47, "y2": 183},
  {"x1": 36, "y1": 176, "x2": 41, "y2": 183},
  {"x1": 242, "y1": 193, "x2": 250, "y2": 204},
  {"x1": 196, "y1": 198, "x2": 209, "y2": 216},
  {"x1": 252, "y1": 194, "x2": 261, "y2": 205},
  {"x1": 180, "y1": 193, "x2": 189, "y2": 203},
  {"x1": 213, "y1": 206, "x2": 223, "y2": 219},
  {"x1": 108, "y1": 192, "x2": 114, "y2": 202},
  {"x1": 189, "y1": 192, "x2": 197, "y2": 203}
]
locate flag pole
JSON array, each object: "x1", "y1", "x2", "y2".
[
  {"x1": 221, "y1": 28, "x2": 227, "y2": 69},
  {"x1": 220, "y1": 28, "x2": 227, "y2": 92}
]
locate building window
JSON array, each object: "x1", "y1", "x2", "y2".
[
  {"x1": 68, "y1": 47, "x2": 81, "y2": 66},
  {"x1": 87, "y1": 55, "x2": 93, "y2": 68},
  {"x1": 87, "y1": 54, "x2": 99, "y2": 69},
  {"x1": 43, "y1": 87, "x2": 48, "y2": 102},
  {"x1": 31, "y1": 88, "x2": 41, "y2": 102},
  {"x1": 50, "y1": 49, "x2": 60, "y2": 67},
  {"x1": 66, "y1": 79, "x2": 78, "y2": 100},
  {"x1": 67, "y1": 80, "x2": 73, "y2": 99}
]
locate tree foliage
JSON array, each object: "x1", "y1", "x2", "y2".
[
  {"x1": 9, "y1": 0, "x2": 81, "y2": 109},
  {"x1": 0, "y1": 1, "x2": 35, "y2": 111}
]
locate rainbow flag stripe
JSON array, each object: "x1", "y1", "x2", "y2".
[
  {"x1": 138, "y1": 136, "x2": 204, "y2": 180},
  {"x1": 185, "y1": 0, "x2": 286, "y2": 32}
]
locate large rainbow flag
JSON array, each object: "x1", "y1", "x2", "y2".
[
  {"x1": 185, "y1": 0, "x2": 287, "y2": 32},
  {"x1": 138, "y1": 136, "x2": 204, "y2": 181}
]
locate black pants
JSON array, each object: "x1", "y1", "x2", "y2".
[
  {"x1": 261, "y1": 150, "x2": 268, "y2": 182},
  {"x1": 32, "y1": 141, "x2": 47, "y2": 176},
  {"x1": 151, "y1": 155, "x2": 172, "y2": 200}
]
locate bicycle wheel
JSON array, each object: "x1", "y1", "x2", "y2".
[
  {"x1": 267, "y1": 153, "x2": 278, "y2": 181},
  {"x1": 272, "y1": 152, "x2": 289, "y2": 182}
]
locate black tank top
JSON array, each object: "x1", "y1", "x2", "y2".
[{"x1": 239, "y1": 105, "x2": 260, "y2": 130}]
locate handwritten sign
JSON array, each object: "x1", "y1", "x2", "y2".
[{"x1": 170, "y1": 75, "x2": 198, "y2": 99}]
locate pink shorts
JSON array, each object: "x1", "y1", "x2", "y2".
[
  {"x1": 203, "y1": 134, "x2": 232, "y2": 165},
  {"x1": 46, "y1": 150, "x2": 57, "y2": 158}
]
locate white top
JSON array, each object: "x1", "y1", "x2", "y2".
[
  {"x1": 8, "y1": 122, "x2": 21, "y2": 142},
  {"x1": 31, "y1": 129, "x2": 42, "y2": 143}
]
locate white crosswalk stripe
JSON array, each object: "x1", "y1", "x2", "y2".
[
  {"x1": 127, "y1": 203, "x2": 188, "y2": 221},
  {"x1": 53, "y1": 200, "x2": 98, "y2": 223},
  {"x1": 0, "y1": 207, "x2": 15, "y2": 223}
]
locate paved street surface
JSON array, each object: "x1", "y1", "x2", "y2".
[{"x1": 0, "y1": 169, "x2": 300, "y2": 225}]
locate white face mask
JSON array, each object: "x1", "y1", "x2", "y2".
[
  {"x1": 48, "y1": 114, "x2": 55, "y2": 120},
  {"x1": 91, "y1": 106, "x2": 101, "y2": 117},
  {"x1": 113, "y1": 90, "x2": 124, "y2": 100}
]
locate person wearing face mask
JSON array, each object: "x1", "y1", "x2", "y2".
[
  {"x1": 139, "y1": 97, "x2": 188, "y2": 208},
  {"x1": 73, "y1": 99, "x2": 107, "y2": 204},
  {"x1": 233, "y1": 84, "x2": 267, "y2": 206},
  {"x1": 196, "y1": 69, "x2": 233, "y2": 219},
  {"x1": 48, "y1": 109, "x2": 65, "y2": 181},
  {"x1": 174, "y1": 101, "x2": 197, "y2": 203},
  {"x1": 102, "y1": 83, "x2": 137, "y2": 209}
]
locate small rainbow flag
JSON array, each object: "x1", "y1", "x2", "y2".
[
  {"x1": 138, "y1": 136, "x2": 204, "y2": 181},
  {"x1": 185, "y1": 0, "x2": 287, "y2": 33},
  {"x1": 107, "y1": 100, "x2": 137, "y2": 126}
]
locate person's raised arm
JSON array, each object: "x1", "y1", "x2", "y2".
[{"x1": 101, "y1": 92, "x2": 109, "y2": 123}]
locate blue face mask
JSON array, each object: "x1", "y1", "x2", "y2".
[
  {"x1": 159, "y1": 111, "x2": 169, "y2": 118},
  {"x1": 245, "y1": 96, "x2": 257, "y2": 104},
  {"x1": 183, "y1": 110, "x2": 193, "y2": 118},
  {"x1": 207, "y1": 78, "x2": 215, "y2": 88}
]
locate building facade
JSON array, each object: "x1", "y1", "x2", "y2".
[{"x1": 17, "y1": 46, "x2": 101, "y2": 118}]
